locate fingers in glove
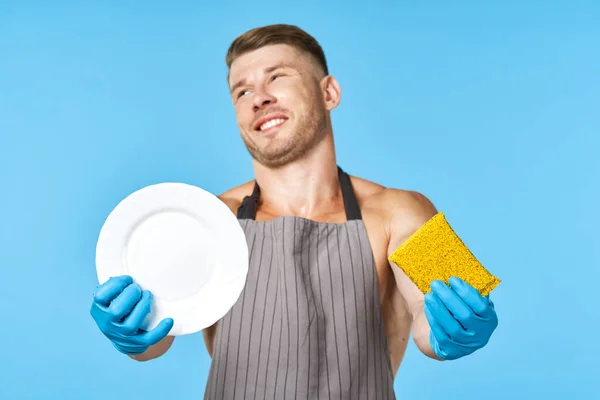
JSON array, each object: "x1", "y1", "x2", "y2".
[
  {"x1": 448, "y1": 277, "x2": 496, "y2": 319},
  {"x1": 119, "y1": 290, "x2": 152, "y2": 335},
  {"x1": 108, "y1": 283, "x2": 143, "y2": 321},
  {"x1": 430, "y1": 280, "x2": 476, "y2": 330},
  {"x1": 138, "y1": 317, "x2": 174, "y2": 346},
  {"x1": 425, "y1": 290, "x2": 475, "y2": 343},
  {"x1": 94, "y1": 275, "x2": 133, "y2": 307}
]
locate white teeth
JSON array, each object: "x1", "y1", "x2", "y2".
[{"x1": 260, "y1": 118, "x2": 285, "y2": 131}]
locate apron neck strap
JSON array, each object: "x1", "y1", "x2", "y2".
[{"x1": 237, "y1": 165, "x2": 362, "y2": 221}]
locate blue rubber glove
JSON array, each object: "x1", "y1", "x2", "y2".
[
  {"x1": 90, "y1": 275, "x2": 174, "y2": 355},
  {"x1": 424, "y1": 276, "x2": 498, "y2": 360}
]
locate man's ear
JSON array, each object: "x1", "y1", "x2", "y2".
[{"x1": 321, "y1": 75, "x2": 341, "y2": 110}]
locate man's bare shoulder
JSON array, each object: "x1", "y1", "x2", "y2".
[
  {"x1": 347, "y1": 174, "x2": 387, "y2": 204},
  {"x1": 349, "y1": 174, "x2": 435, "y2": 214},
  {"x1": 349, "y1": 174, "x2": 437, "y2": 237},
  {"x1": 216, "y1": 180, "x2": 255, "y2": 214}
]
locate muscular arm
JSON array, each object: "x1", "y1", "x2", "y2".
[{"x1": 385, "y1": 189, "x2": 443, "y2": 361}]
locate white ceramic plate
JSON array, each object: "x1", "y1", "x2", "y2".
[{"x1": 95, "y1": 182, "x2": 249, "y2": 336}]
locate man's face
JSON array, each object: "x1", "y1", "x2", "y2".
[{"x1": 228, "y1": 44, "x2": 330, "y2": 168}]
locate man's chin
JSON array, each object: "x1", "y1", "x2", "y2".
[{"x1": 249, "y1": 146, "x2": 302, "y2": 169}]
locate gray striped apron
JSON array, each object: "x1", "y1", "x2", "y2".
[{"x1": 204, "y1": 166, "x2": 395, "y2": 399}]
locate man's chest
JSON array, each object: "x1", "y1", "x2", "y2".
[
  {"x1": 254, "y1": 208, "x2": 390, "y2": 273},
  {"x1": 250, "y1": 207, "x2": 395, "y2": 306}
]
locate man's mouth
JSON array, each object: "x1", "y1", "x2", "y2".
[
  {"x1": 253, "y1": 114, "x2": 288, "y2": 134},
  {"x1": 259, "y1": 118, "x2": 286, "y2": 133}
]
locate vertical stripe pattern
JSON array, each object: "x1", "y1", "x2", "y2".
[{"x1": 204, "y1": 216, "x2": 395, "y2": 399}]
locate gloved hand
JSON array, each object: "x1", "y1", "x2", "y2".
[
  {"x1": 424, "y1": 276, "x2": 498, "y2": 360},
  {"x1": 90, "y1": 275, "x2": 174, "y2": 355}
]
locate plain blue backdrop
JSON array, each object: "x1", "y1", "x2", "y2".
[{"x1": 1, "y1": 1, "x2": 598, "y2": 399}]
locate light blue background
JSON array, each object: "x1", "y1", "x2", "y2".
[{"x1": 1, "y1": 1, "x2": 598, "y2": 399}]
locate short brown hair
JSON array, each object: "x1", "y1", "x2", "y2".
[{"x1": 225, "y1": 24, "x2": 329, "y2": 76}]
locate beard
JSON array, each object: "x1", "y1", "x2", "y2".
[{"x1": 241, "y1": 104, "x2": 328, "y2": 169}]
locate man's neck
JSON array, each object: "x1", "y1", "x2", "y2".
[{"x1": 252, "y1": 137, "x2": 342, "y2": 219}]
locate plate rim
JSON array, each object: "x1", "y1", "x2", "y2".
[{"x1": 95, "y1": 181, "x2": 249, "y2": 336}]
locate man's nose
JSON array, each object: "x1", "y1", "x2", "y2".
[{"x1": 252, "y1": 88, "x2": 276, "y2": 111}]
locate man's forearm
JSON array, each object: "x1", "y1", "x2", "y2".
[{"x1": 412, "y1": 307, "x2": 444, "y2": 361}]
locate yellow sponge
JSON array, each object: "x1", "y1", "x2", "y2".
[{"x1": 388, "y1": 212, "x2": 500, "y2": 297}]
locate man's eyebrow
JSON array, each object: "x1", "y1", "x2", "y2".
[{"x1": 229, "y1": 62, "x2": 296, "y2": 94}]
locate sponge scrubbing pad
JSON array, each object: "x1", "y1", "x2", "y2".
[{"x1": 388, "y1": 212, "x2": 500, "y2": 297}]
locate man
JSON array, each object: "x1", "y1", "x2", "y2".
[{"x1": 90, "y1": 24, "x2": 498, "y2": 399}]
